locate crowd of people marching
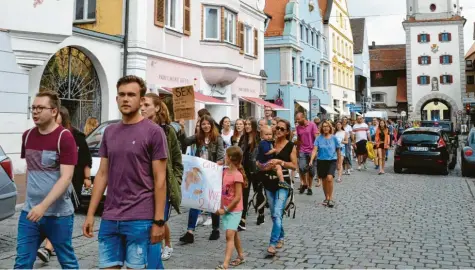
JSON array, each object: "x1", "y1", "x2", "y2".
[{"x1": 17, "y1": 74, "x2": 411, "y2": 270}]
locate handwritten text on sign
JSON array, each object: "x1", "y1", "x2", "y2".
[
  {"x1": 172, "y1": 85, "x2": 195, "y2": 121},
  {"x1": 181, "y1": 155, "x2": 223, "y2": 213}
]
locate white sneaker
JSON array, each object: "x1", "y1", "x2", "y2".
[
  {"x1": 357, "y1": 166, "x2": 361, "y2": 171},
  {"x1": 203, "y1": 216, "x2": 212, "y2": 226},
  {"x1": 196, "y1": 215, "x2": 204, "y2": 227},
  {"x1": 161, "y1": 246, "x2": 173, "y2": 261}
]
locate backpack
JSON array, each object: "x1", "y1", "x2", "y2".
[
  {"x1": 24, "y1": 128, "x2": 80, "y2": 209},
  {"x1": 163, "y1": 125, "x2": 182, "y2": 214}
]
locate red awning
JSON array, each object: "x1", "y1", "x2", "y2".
[
  {"x1": 241, "y1": 96, "x2": 289, "y2": 111},
  {"x1": 162, "y1": 87, "x2": 232, "y2": 106}
]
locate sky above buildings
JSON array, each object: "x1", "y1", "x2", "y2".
[{"x1": 347, "y1": 0, "x2": 475, "y2": 54}]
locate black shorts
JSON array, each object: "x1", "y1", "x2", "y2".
[
  {"x1": 316, "y1": 160, "x2": 337, "y2": 179},
  {"x1": 356, "y1": 140, "x2": 368, "y2": 155}
]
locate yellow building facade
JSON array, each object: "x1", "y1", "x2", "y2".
[
  {"x1": 74, "y1": 0, "x2": 123, "y2": 36},
  {"x1": 324, "y1": 0, "x2": 354, "y2": 116}
]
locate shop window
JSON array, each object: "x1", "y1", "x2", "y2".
[
  {"x1": 204, "y1": 6, "x2": 220, "y2": 40},
  {"x1": 74, "y1": 0, "x2": 96, "y2": 22},
  {"x1": 224, "y1": 10, "x2": 236, "y2": 44},
  {"x1": 239, "y1": 100, "x2": 251, "y2": 119}
]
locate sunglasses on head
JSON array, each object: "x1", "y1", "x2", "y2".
[{"x1": 276, "y1": 126, "x2": 286, "y2": 132}]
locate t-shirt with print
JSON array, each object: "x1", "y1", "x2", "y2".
[
  {"x1": 314, "y1": 135, "x2": 340, "y2": 160},
  {"x1": 221, "y1": 169, "x2": 244, "y2": 212},
  {"x1": 296, "y1": 121, "x2": 318, "y2": 153},
  {"x1": 21, "y1": 126, "x2": 78, "y2": 216},
  {"x1": 99, "y1": 119, "x2": 168, "y2": 221},
  {"x1": 353, "y1": 123, "x2": 369, "y2": 143}
]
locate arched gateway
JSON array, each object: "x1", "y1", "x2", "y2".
[
  {"x1": 39, "y1": 46, "x2": 102, "y2": 129},
  {"x1": 414, "y1": 93, "x2": 460, "y2": 122}
]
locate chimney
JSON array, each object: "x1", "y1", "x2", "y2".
[{"x1": 371, "y1": 41, "x2": 376, "y2": 48}]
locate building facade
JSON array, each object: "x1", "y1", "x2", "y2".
[
  {"x1": 264, "y1": 0, "x2": 332, "y2": 125},
  {"x1": 127, "y1": 0, "x2": 272, "y2": 135},
  {"x1": 369, "y1": 44, "x2": 408, "y2": 120},
  {"x1": 324, "y1": 0, "x2": 355, "y2": 119},
  {"x1": 403, "y1": 0, "x2": 466, "y2": 122},
  {"x1": 0, "y1": 0, "x2": 123, "y2": 173},
  {"x1": 351, "y1": 18, "x2": 371, "y2": 114}
]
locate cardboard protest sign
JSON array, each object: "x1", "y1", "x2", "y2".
[
  {"x1": 181, "y1": 155, "x2": 223, "y2": 213},
  {"x1": 172, "y1": 85, "x2": 195, "y2": 120}
]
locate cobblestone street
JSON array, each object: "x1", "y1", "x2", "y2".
[{"x1": 1, "y1": 155, "x2": 475, "y2": 269}]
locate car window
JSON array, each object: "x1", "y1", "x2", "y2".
[
  {"x1": 402, "y1": 132, "x2": 439, "y2": 143},
  {"x1": 86, "y1": 123, "x2": 111, "y2": 149},
  {"x1": 0, "y1": 146, "x2": 5, "y2": 156},
  {"x1": 470, "y1": 133, "x2": 475, "y2": 145},
  {"x1": 420, "y1": 122, "x2": 451, "y2": 131}
]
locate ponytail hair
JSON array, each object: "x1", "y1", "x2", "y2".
[{"x1": 225, "y1": 146, "x2": 248, "y2": 188}]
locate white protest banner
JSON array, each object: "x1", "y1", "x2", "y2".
[{"x1": 181, "y1": 155, "x2": 223, "y2": 213}]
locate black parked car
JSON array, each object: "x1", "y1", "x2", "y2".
[
  {"x1": 420, "y1": 120, "x2": 460, "y2": 149},
  {"x1": 394, "y1": 127, "x2": 457, "y2": 175}
]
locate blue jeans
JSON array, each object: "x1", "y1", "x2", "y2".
[
  {"x1": 265, "y1": 188, "x2": 289, "y2": 247},
  {"x1": 14, "y1": 211, "x2": 78, "y2": 269},
  {"x1": 187, "y1": 209, "x2": 220, "y2": 231},
  {"x1": 98, "y1": 219, "x2": 162, "y2": 269}
]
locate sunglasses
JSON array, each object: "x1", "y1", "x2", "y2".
[{"x1": 276, "y1": 127, "x2": 287, "y2": 132}]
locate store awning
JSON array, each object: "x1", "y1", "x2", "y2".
[
  {"x1": 320, "y1": 104, "x2": 338, "y2": 114},
  {"x1": 295, "y1": 101, "x2": 309, "y2": 111},
  {"x1": 162, "y1": 87, "x2": 232, "y2": 106},
  {"x1": 241, "y1": 96, "x2": 289, "y2": 111}
]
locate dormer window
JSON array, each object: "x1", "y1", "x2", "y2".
[
  {"x1": 418, "y1": 34, "x2": 430, "y2": 43},
  {"x1": 439, "y1": 32, "x2": 452, "y2": 42}
]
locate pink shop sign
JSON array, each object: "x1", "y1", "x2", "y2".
[
  {"x1": 147, "y1": 59, "x2": 201, "y2": 89},
  {"x1": 232, "y1": 76, "x2": 260, "y2": 97}
]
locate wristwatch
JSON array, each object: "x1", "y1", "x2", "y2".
[{"x1": 153, "y1": 219, "x2": 166, "y2": 227}]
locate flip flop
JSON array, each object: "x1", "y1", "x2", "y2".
[
  {"x1": 267, "y1": 247, "x2": 276, "y2": 256},
  {"x1": 215, "y1": 265, "x2": 227, "y2": 270},
  {"x1": 230, "y1": 257, "x2": 246, "y2": 266},
  {"x1": 276, "y1": 240, "x2": 284, "y2": 249}
]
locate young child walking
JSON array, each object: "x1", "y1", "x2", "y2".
[{"x1": 215, "y1": 146, "x2": 247, "y2": 269}]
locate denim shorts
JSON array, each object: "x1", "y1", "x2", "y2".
[
  {"x1": 98, "y1": 219, "x2": 153, "y2": 269},
  {"x1": 298, "y1": 152, "x2": 315, "y2": 175}
]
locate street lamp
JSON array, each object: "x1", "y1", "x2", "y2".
[{"x1": 306, "y1": 74, "x2": 315, "y2": 121}]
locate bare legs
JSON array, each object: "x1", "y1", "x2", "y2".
[
  {"x1": 377, "y1": 148, "x2": 386, "y2": 174},
  {"x1": 222, "y1": 230, "x2": 244, "y2": 268},
  {"x1": 321, "y1": 175, "x2": 334, "y2": 200}
]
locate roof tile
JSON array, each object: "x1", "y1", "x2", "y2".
[
  {"x1": 350, "y1": 18, "x2": 365, "y2": 54},
  {"x1": 370, "y1": 45, "x2": 406, "y2": 71}
]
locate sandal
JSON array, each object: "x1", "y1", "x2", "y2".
[
  {"x1": 267, "y1": 246, "x2": 276, "y2": 256},
  {"x1": 230, "y1": 257, "x2": 246, "y2": 266},
  {"x1": 276, "y1": 240, "x2": 284, "y2": 249},
  {"x1": 215, "y1": 264, "x2": 227, "y2": 270},
  {"x1": 336, "y1": 178, "x2": 342, "y2": 183}
]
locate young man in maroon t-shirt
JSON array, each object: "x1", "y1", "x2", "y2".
[
  {"x1": 14, "y1": 91, "x2": 79, "y2": 269},
  {"x1": 83, "y1": 75, "x2": 168, "y2": 269}
]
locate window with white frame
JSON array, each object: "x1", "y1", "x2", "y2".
[
  {"x1": 317, "y1": 67, "x2": 321, "y2": 88},
  {"x1": 165, "y1": 0, "x2": 183, "y2": 30},
  {"x1": 75, "y1": 0, "x2": 96, "y2": 22},
  {"x1": 204, "y1": 6, "x2": 220, "y2": 40},
  {"x1": 244, "y1": 25, "x2": 254, "y2": 55},
  {"x1": 372, "y1": 93, "x2": 385, "y2": 103},
  {"x1": 224, "y1": 10, "x2": 236, "y2": 44}
]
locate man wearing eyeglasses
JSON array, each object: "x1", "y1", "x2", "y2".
[
  {"x1": 15, "y1": 91, "x2": 79, "y2": 269},
  {"x1": 264, "y1": 106, "x2": 274, "y2": 126}
]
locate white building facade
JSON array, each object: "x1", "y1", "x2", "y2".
[
  {"x1": 403, "y1": 0, "x2": 466, "y2": 122},
  {"x1": 351, "y1": 18, "x2": 371, "y2": 112},
  {"x1": 129, "y1": 0, "x2": 270, "y2": 135},
  {"x1": 323, "y1": 0, "x2": 355, "y2": 118},
  {"x1": 0, "y1": 0, "x2": 122, "y2": 173}
]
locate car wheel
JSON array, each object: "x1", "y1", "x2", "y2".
[
  {"x1": 462, "y1": 156, "x2": 470, "y2": 177},
  {"x1": 449, "y1": 152, "x2": 457, "y2": 170},
  {"x1": 394, "y1": 163, "x2": 403, "y2": 174},
  {"x1": 441, "y1": 162, "x2": 449, "y2": 175}
]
